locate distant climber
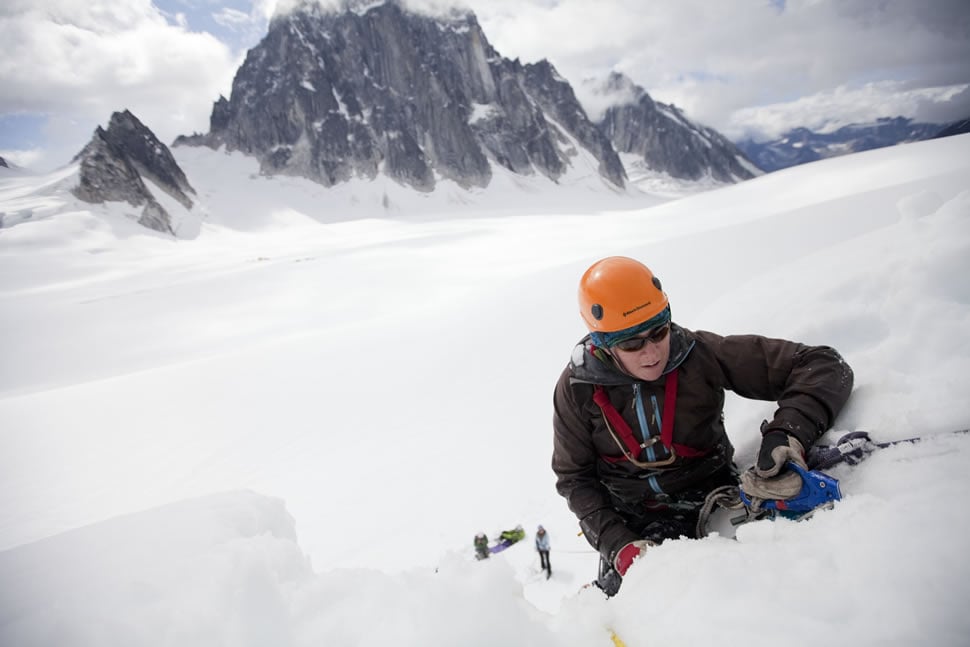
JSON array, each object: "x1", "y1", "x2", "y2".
[
  {"x1": 535, "y1": 525, "x2": 551, "y2": 579},
  {"x1": 474, "y1": 532, "x2": 489, "y2": 560},
  {"x1": 498, "y1": 525, "x2": 525, "y2": 544}
]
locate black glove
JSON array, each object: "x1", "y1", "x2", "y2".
[{"x1": 740, "y1": 430, "x2": 807, "y2": 505}]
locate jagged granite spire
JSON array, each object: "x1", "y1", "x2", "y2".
[
  {"x1": 73, "y1": 110, "x2": 195, "y2": 234},
  {"x1": 592, "y1": 72, "x2": 759, "y2": 183},
  {"x1": 188, "y1": 1, "x2": 625, "y2": 191}
]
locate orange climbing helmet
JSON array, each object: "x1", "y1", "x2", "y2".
[{"x1": 578, "y1": 256, "x2": 669, "y2": 336}]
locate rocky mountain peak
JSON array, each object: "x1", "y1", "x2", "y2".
[
  {"x1": 72, "y1": 110, "x2": 195, "y2": 234},
  {"x1": 590, "y1": 72, "x2": 758, "y2": 183},
  {"x1": 185, "y1": 0, "x2": 626, "y2": 191}
]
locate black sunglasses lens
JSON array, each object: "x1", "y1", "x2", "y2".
[
  {"x1": 612, "y1": 325, "x2": 670, "y2": 352},
  {"x1": 649, "y1": 325, "x2": 671, "y2": 343},
  {"x1": 614, "y1": 337, "x2": 646, "y2": 352}
]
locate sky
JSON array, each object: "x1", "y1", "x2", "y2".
[
  {"x1": 2, "y1": 0, "x2": 969, "y2": 172},
  {"x1": 1, "y1": 125, "x2": 969, "y2": 643}
]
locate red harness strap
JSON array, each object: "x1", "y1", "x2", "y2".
[
  {"x1": 660, "y1": 368, "x2": 679, "y2": 452},
  {"x1": 592, "y1": 386, "x2": 643, "y2": 458},
  {"x1": 592, "y1": 369, "x2": 706, "y2": 463}
]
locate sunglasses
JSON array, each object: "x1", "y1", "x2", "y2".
[{"x1": 611, "y1": 324, "x2": 671, "y2": 352}]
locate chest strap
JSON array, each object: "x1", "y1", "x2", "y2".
[{"x1": 592, "y1": 369, "x2": 707, "y2": 465}]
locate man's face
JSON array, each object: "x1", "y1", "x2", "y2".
[{"x1": 609, "y1": 324, "x2": 671, "y2": 382}]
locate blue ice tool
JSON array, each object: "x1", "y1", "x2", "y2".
[{"x1": 741, "y1": 462, "x2": 842, "y2": 514}]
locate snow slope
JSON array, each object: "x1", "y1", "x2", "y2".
[{"x1": 1, "y1": 135, "x2": 969, "y2": 646}]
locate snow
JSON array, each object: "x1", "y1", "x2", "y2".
[
  {"x1": 657, "y1": 104, "x2": 691, "y2": 129},
  {"x1": 468, "y1": 102, "x2": 499, "y2": 124},
  {"x1": 618, "y1": 152, "x2": 734, "y2": 198},
  {"x1": 734, "y1": 153, "x2": 762, "y2": 177},
  {"x1": 1, "y1": 134, "x2": 970, "y2": 646}
]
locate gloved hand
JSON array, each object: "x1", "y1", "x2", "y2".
[
  {"x1": 613, "y1": 539, "x2": 654, "y2": 576},
  {"x1": 740, "y1": 430, "x2": 807, "y2": 504}
]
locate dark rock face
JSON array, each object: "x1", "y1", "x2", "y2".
[
  {"x1": 100, "y1": 110, "x2": 195, "y2": 208},
  {"x1": 737, "y1": 117, "x2": 947, "y2": 172},
  {"x1": 0, "y1": 156, "x2": 8, "y2": 168},
  {"x1": 73, "y1": 132, "x2": 151, "y2": 206},
  {"x1": 188, "y1": 0, "x2": 626, "y2": 191},
  {"x1": 594, "y1": 73, "x2": 759, "y2": 182},
  {"x1": 522, "y1": 61, "x2": 626, "y2": 187},
  {"x1": 933, "y1": 117, "x2": 970, "y2": 138},
  {"x1": 72, "y1": 110, "x2": 195, "y2": 234}
]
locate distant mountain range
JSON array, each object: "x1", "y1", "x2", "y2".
[
  {"x1": 59, "y1": 0, "x2": 760, "y2": 234},
  {"x1": 35, "y1": 0, "x2": 969, "y2": 236},
  {"x1": 735, "y1": 117, "x2": 967, "y2": 172},
  {"x1": 174, "y1": 0, "x2": 755, "y2": 192}
]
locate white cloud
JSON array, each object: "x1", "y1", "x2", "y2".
[
  {"x1": 575, "y1": 75, "x2": 641, "y2": 124},
  {"x1": 0, "y1": 147, "x2": 44, "y2": 169},
  {"x1": 727, "y1": 82, "x2": 970, "y2": 141},
  {"x1": 468, "y1": 0, "x2": 970, "y2": 136},
  {"x1": 213, "y1": 7, "x2": 252, "y2": 28},
  {"x1": 2, "y1": 0, "x2": 969, "y2": 170},
  {"x1": 0, "y1": 0, "x2": 239, "y2": 169}
]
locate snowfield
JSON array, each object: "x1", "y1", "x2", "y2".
[{"x1": 1, "y1": 134, "x2": 969, "y2": 646}]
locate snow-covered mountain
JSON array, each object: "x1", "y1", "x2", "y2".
[
  {"x1": 590, "y1": 72, "x2": 760, "y2": 184},
  {"x1": 174, "y1": 0, "x2": 758, "y2": 197},
  {"x1": 1, "y1": 123, "x2": 969, "y2": 645},
  {"x1": 10, "y1": 1, "x2": 770, "y2": 237},
  {"x1": 72, "y1": 110, "x2": 195, "y2": 234},
  {"x1": 178, "y1": 0, "x2": 625, "y2": 191},
  {"x1": 736, "y1": 116, "x2": 948, "y2": 172}
]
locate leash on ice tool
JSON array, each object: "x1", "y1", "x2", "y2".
[
  {"x1": 697, "y1": 462, "x2": 842, "y2": 537},
  {"x1": 738, "y1": 461, "x2": 842, "y2": 514}
]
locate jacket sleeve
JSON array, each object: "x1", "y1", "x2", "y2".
[
  {"x1": 551, "y1": 367, "x2": 639, "y2": 560},
  {"x1": 702, "y1": 332, "x2": 855, "y2": 449}
]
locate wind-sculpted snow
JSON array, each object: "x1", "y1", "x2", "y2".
[
  {"x1": 0, "y1": 135, "x2": 969, "y2": 646},
  {"x1": 1, "y1": 433, "x2": 969, "y2": 647},
  {"x1": 0, "y1": 492, "x2": 605, "y2": 646}
]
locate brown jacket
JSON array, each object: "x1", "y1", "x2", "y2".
[{"x1": 552, "y1": 324, "x2": 853, "y2": 559}]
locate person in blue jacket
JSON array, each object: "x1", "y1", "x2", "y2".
[{"x1": 535, "y1": 525, "x2": 551, "y2": 579}]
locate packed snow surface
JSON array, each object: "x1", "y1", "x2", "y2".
[{"x1": 1, "y1": 135, "x2": 969, "y2": 646}]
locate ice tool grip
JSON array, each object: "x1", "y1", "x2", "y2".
[{"x1": 741, "y1": 462, "x2": 843, "y2": 513}]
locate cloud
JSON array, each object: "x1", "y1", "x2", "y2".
[
  {"x1": 468, "y1": 0, "x2": 970, "y2": 136},
  {"x1": 0, "y1": 0, "x2": 239, "y2": 169},
  {"x1": 575, "y1": 75, "x2": 642, "y2": 124},
  {"x1": 267, "y1": 0, "x2": 475, "y2": 20},
  {"x1": 3, "y1": 0, "x2": 968, "y2": 170},
  {"x1": 0, "y1": 147, "x2": 44, "y2": 169},
  {"x1": 727, "y1": 82, "x2": 970, "y2": 141},
  {"x1": 913, "y1": 85, "x2": 970, "y2": 124},
  {"x1": 213, "y1": 7, "x2": 253, "y2": 28}
]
